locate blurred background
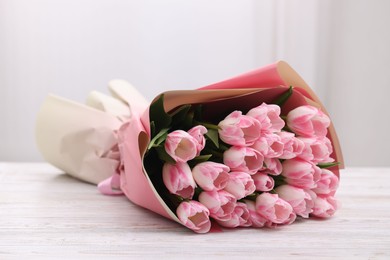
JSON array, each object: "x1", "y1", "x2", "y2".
[{"x1": 0, "y1": 0, "x2": 389, "y2": 166}]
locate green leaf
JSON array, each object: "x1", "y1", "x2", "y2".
[
  {"x1": 205, "y1": 129, "x2": 219, "y2": 148},
  {"x1": 192, "y1": 154, "x2": 212, "y2": 164},
  {"x1": 155, "y1": 146, "x2": 176, "y2": 164},
  {"x1": 274, "y1": 86, "x2": 293, "y2": 107},
  {"x1": 273, "y1": 175, "x2": 286, "y2": 187},
  {"x1": 155, "y1": 132, "x2": 168, "y2": 146},
  {"x1": 150, "y1": 121, "x2": 156, "y2": 137},
  {"x1": 147, "y1": 128, "x2": 170, "y2": 150},
  {"x1": 171, "y1": 104, "x2": 191, "y2": 127},
  {"x1": 149, "y1": 94, "x2": 172, "y2": 132},
  {"x1": 194, "y1": 105, "x2": 203, "y2": 121},
  {"x1": 182, "y1": 110, "x2": 195, "y2": 129},
  {"x1": 171, "y1": 104, "x2": 191, "y2": 120},
  {"x1": 218, "y1": 143, "x2": 229, "y2": 152},
  {"x1": 317, "y1": 162, "x2": 340, "y2": 169},
  {"x1": 188, "y1": 154, "x2": 213, "y2": 168}
]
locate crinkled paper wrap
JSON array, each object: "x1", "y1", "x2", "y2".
[
  {"x1": 36, "y1": 61, "x2": 344, "y2": 225},
  {"x1": 36, "y1": 80, "x2": 148, "y2": 184}
]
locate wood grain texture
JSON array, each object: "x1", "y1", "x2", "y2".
[{"x1": 0, "y1": 163, "x2": 389, "y2": 259}]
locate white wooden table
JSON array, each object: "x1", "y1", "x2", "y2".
[{"x1": 0, "y1": 163, "x2": 389, "y2": 259}]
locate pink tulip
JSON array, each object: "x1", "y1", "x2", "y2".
[
  {"x1": 252, "y1": 172, "x2": 275, "y2": 192},
  {"x1": 311, "y1": 195, "x2": 338, "y2": 218},
  {"x1": 224, "y1": 171, "x2": 256, "y2": 200},
  {"x1": 277, "y1": 131, "x2": 305, "y2": 159},
  {"x1": 176, "y1": 201, "x2": 211, "y2": 233},
  {"x1": 244, "y1": 200, "x2": 267, "y2": 227},
  {"x1": 312, "y1": 169, "x2": 339, "y2": 196},
  {"x1": 252, "y1": 134, "x2": 284, "y2": 158},
  {"x1": 298, "y1": 136, "x2": 334, "y2": 163},
  {"x1": 198, "y1": 190, "x2": 237, "y2": 221},
  {"x1": 165, "y1": 130, "x2": 198, "y2": 162},
  {"x1": 262, "y1": 158, "x2": 282, "y2": 176},
  {"x1": 218, "y1": 111, "x2": 261, "y2": 146},
  {"x1": 275, "y1": 185, "x2": 315, "y2": 218},
  {"x1": 217, "y1": 202, "x2": 251, "y2": 228},
  {"x1": 265, "y1": 212, "x2": 297, "y2": 228},
  {"x1": 192, "y1": 162, "x2": 230, "y2": 191},
  {"x1": 287, "y1": 105, "x2": 330, "y2": 137},
  {"x1": 255, "y1": 192, "x2": 294, "y2": 224},
  {"x1": 162, "y1": 162, "x2": 196, "y2": 199},
  {"x1": 246, "y1": 103, "x2": 285, "y2": 133},
  {"x1": 223, "y1": 146, "x2": 264, "y2": 174},
  {"x1": 281, "y1": 158, "x2": 321, "y2": 189},
  {"x1": 187, "y1": 125, "x2": 208, "y2": 156}
]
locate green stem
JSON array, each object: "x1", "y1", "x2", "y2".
[
  {"x1": 194, "y1": 120, "x2": 220, "y2": 130},
  {"x1": 318, "y1": 162, "x2": 340, "y2": 169}
]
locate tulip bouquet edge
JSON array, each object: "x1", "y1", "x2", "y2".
[{"x1": 136, "y1": 81, "x2": 342, "y2": 233}]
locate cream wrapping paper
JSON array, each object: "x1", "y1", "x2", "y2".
[{"x1": 36, "y1": 80, "x2": 148, "y2": 184}]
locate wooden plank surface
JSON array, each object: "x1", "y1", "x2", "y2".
[{"x1": 0, "y1": 163, "x2": 389, "y2": 259}]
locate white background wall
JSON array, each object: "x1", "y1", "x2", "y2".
[{"x1": 1, "y1": 0, "x2": 389, "y2": 166}]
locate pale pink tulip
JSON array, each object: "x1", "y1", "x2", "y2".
[
  {"x1": 263, "y1": 158, "x2": 283, "y2": 176},
  {"x1": 252, "y1": 134, "x2": 284, "y2": 158},
  {"x1": 275, "y1": 185, "x2": 315, "y2": 218},
  {"x1": 217, "y1": 202, "x2": 251, "y2": 228},
  {"x1": 312, "y1": 169, "x2": 339, "y2": 196},
  {"x1": 277, "y1": 131, "x2": 305, "y2": 159},
  {"x1": 246, "y1": 103, "x2": 285, "y2": 133},
  {"x1": 224, "y1": 171, "x2": 256, "y2": 200},
  {"x1": 162, "y1": 162, "x2": 196, "y2": 199},
  {"x1": 198, "y1": 190, "x2": 237, "y2": 221},
  {"x1": 187, "y1": 125, "x2": 208, "y2": 156},
  {"x1": 298, "y1": 136, "x2": 334, "y2": 163},
  {"x1": 223, "y1": 146, "x2": 264, "y2": 174},
  {"x1": 296, "y1": 141, "x2": 314, "y2": 161},
  {"x1": 287, "y1": 105, "x2": 330, "y2": 137},
  {"x1": 244, "y1": 200, "x2": 267, "y2": 227},
  {"x1": 311, "y1": 195, "x2": 338, "y2": 218},
  {"x1": 281, "y1": 158, "x2": 321, "y2": 189},
  {"x1": 165, "y1": 130, "x2": 198, "y2": 162},
  {"x1": 176, "y1": 201, "x2": 211, "y2": 233},
  {"x1": 252, "y1": 172, "x2": 275, "y2": 192},
  {"x1": 218, "y1": 111, "x2": 261, "y2": 146},
  {"x1": 265, "y1": 212, "x2": 297, "y2": 228},
  {"x1": 255, "y1": 192, "x2": 294, "y2": 224},
  {"x1": 192, "y1": 162, "x2": 230, "y2": 191}
]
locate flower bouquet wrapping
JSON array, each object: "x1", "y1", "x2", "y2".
[{"x1": 36, "y1": 61, "x2": 343, "y2": 233}]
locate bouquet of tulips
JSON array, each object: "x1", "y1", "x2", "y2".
[
  {"x1": 143, "y1": 89, "x2": 339, "y2": 233},
  {"x1": 36, "y1": 61, "x2": 343, "y2": 233}
]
